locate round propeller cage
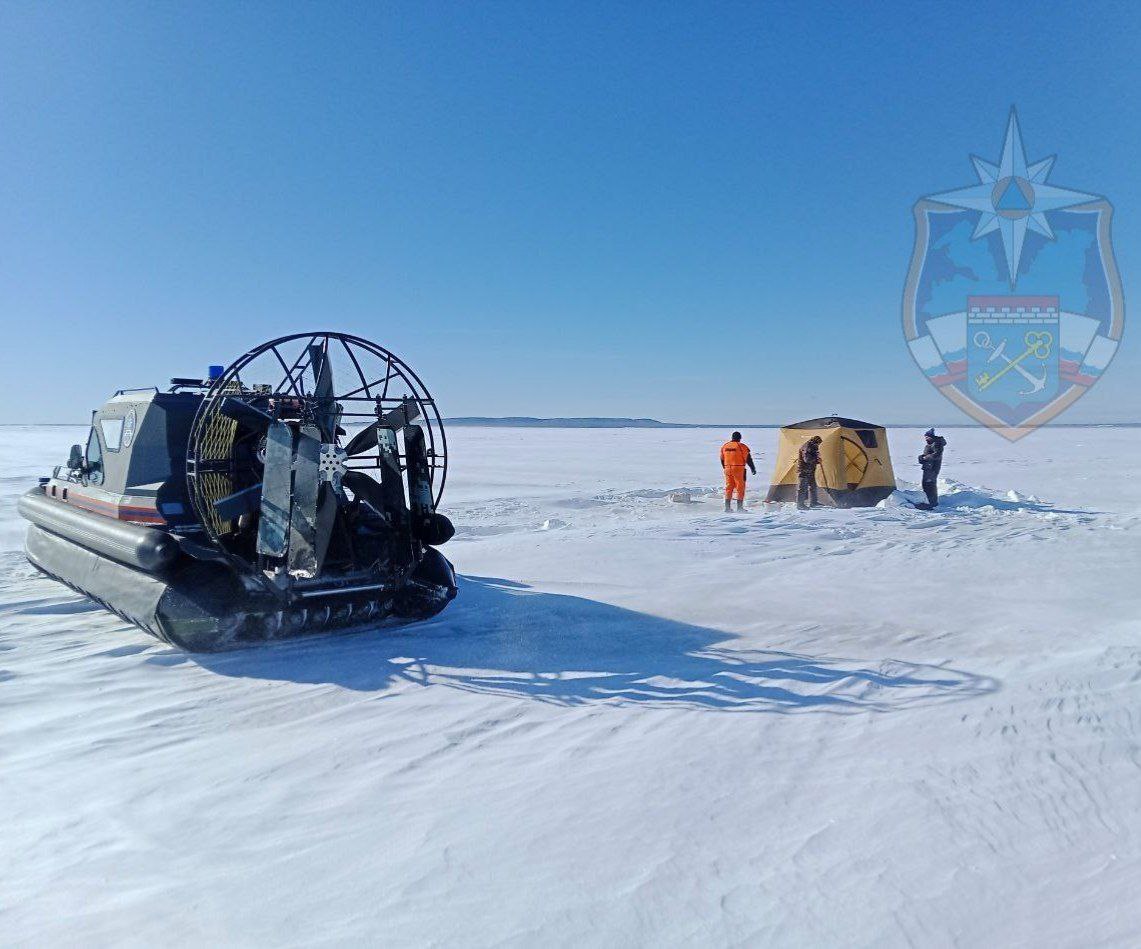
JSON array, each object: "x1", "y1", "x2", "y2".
[{"x1": 187, "y1": 332, "x2": 448, "y2": 557}]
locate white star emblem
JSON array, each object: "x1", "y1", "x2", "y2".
[{"x1": 928, "y1": 108, "x2": 1101, "y2": 287}]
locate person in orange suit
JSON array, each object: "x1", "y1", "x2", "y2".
[{"x1": 720, "y1": 431, "x2": 756, "y2": 512}]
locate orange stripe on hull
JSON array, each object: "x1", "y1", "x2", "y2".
[{"x1": 66, "y1": 493, "x2": 165, "y2": 525}]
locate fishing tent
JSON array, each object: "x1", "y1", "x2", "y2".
[{"x1": 765, "y1": 417, "x2": 896, "y2": 508}]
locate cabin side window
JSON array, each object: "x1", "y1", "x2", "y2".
[
  {"x1": 99, "y1": 419, "x2": 124, "y2": 451},
  {"x1": 99, "y1": 416, "x2": 124, "y2": 452},
  {"x1": 85, "y1": 427, "x2": 104, "y2": 485}
]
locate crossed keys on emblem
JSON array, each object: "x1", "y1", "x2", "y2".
[{"x1": 974, "y1": 330, "x2": 1054, "y2": 395}]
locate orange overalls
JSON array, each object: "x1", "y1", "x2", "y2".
[{"x1": 720, "y1": 440, "x2": 752, "y2": 501}]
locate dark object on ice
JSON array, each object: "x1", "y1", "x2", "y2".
[
  {"x1": 919, "y1": 431, "x2": 947, "y2": 507},
  {"x1": 20, "y1": 332, "x2": 457, "y2": 651},
  {"x1": 766, "y1": 417, "x2": 897, "y2": 508}
]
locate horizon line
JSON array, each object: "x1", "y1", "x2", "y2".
[{"x1": 5, "y1": 417, "x2": 1141, "y2": 429}]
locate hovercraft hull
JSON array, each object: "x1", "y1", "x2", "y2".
[{"x1": 22, "y1": 490, "x2": 457, "y2": 652}]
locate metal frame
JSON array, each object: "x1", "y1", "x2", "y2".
[{"x1": 186, "y1": 331, "x2": 448, "y2": 560}]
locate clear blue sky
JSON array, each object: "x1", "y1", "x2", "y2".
[{"x1": 1, "y1": 1, "x2": 1138, "y2": 424}]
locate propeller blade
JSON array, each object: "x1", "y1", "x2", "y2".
[
  {"x1": 343, "y1": 401, "x2": 422, "y2": 457},
  {"x1": 309, "y1": 343, "x2": 339, "y2": 442},
  {"x1": 312, "y1": 484, "x2": 338, "y2": 575},
  {"x1": 376, "y1": 426, "x2": 411, "y2": 540},
  {"x1": 342, "y1": 469, "x2": 387, "y2": 513},
  {"x1": 256, "y1": 420, "x2": 295, "y2": 557},
  {"x1": 403, "y1": 424, "x2": 452, "y2": 546},
  {"x1": 213, "y1": 483, "x2": 262, "y2": 521},
  {"x1": 309, "y1": 343, "x2": 331, "y2": 398},
  {"x1": 343, "y1": 435, "x2": 416, "y2": 567},
  {"x1": 286, "y1": 424, "x2": 323, "y2": 576},
  {"x1": 344, "y1": 422, "x2": 379, "y2": 457},
  {"x1": 403, "y1": 423, "x2": 434, "y2": 526},
  {"x1": 386, "y1": 399, "x2": 421, "y2": 428},
  {"x1": 220, "y1": 397, "x2": 274, "y2": 430}
]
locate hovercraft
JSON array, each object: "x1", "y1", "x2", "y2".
[{"x1": 20, "y1": 332, "x2": 458, "y2": 651}]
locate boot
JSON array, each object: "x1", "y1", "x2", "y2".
[
  {"x1": 724, "y1": 499, "x2": 732, "y2": 513},
  {"x1": 735, "y1": 499, "x2": 745, "y2": 512}
]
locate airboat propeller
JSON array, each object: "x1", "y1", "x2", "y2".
[{"x1": 188, "y1": 332, "x2": 451, "y2": 580}]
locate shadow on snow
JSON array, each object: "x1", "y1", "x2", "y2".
[{"x1": 189, "y1": 575, "x2": 997, "y2": 713}]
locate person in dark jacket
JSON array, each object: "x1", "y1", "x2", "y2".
[
  {"x1": 796, "y1": 435, "x2": 823, "y2": 509},
  {"x1": 918, "y1": 428, "x2": 947, "y2": 507}
]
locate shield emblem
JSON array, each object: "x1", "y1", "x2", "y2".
[{"x1": 902, "y1": 110, "x2": 1124, "y2": 441}]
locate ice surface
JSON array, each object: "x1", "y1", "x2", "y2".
[{"x1": 2, "y1": 424, "x2": 1141, "y2": 945}]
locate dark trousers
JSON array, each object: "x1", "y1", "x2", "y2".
[
  {"x1": 923, "y1": 479, "x2": 938, "y2": 506},
  {"x1": 797, "y1": 475, "x2": 818, "y2": 509}
]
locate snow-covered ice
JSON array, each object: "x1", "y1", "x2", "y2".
[{"x1": 3, "y1": 424, "x2": 1141, "y2": 946}]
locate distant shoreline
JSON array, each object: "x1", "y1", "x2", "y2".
[
  {"x1": 4, "y1": 418, "x2": 1139, "y2": 429},
  {"x1": 442, "y1": 417, "x2": 1141, "y2": 429}
]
